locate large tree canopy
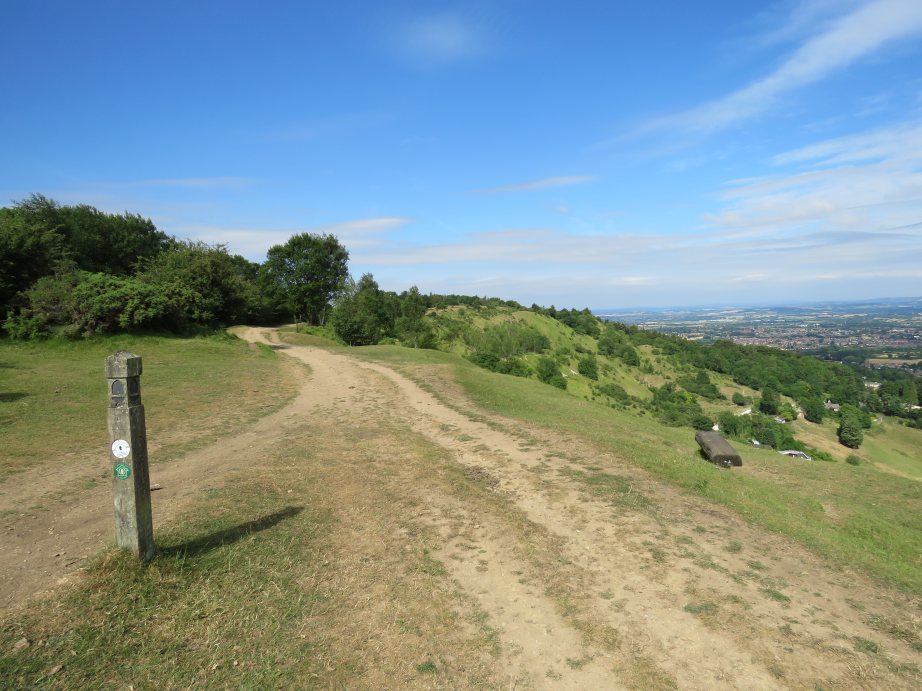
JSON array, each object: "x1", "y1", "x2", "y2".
[
  {"x1": 9, "y1": 194, "x2": 170, "y2": 275},
  {"x1": 262, "y1": 233, "x2": 349, "y2": 325}
]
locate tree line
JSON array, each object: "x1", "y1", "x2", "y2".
[
  {"x1": 4, "y1": 194, "x2": 918, "y2": 446},
  {"x1": 1, "y1": 195, "x2": 357, "y2": 337},
  {"x1": 0, "y1": 195, "x2": 522, "y2": 345}
]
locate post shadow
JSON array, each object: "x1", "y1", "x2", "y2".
[{"x1": 158, "y1": 506, "x2": 304, "y2": 559}]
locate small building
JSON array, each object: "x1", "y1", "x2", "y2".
[
  {"x1": 695, "y1": 431, "x2": 742, "y2": 468},
  {"x1": 824, "y1": 400, "x2": 841, "y2": 413}
]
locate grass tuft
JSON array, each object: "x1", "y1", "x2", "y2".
[{"x1": 683, "y1": 602, "x2": 717, "y2": 615}]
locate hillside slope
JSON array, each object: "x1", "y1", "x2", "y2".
[
  {"x1": 2, "y1": 328, "x2": 921, "y2": 689},
  {"x1": 422, "y1": 304, "x2": 922, "y2": 470}
]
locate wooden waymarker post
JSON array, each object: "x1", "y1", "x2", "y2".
[{"x1": 105, "y1": 351, "x2": 155, "y2": 562}]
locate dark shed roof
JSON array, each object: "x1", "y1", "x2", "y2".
[{"x1": 695, "y1": 431, "x2": 742, "y2": 467}]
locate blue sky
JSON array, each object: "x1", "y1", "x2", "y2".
[{"x1": 2, "y1": 0, "x2": 921, "y2": 308}]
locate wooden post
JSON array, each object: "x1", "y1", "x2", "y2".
[{"x1": 105, "y1": 351, "x2": 154, "y2": 562}]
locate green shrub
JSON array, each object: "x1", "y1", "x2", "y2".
[
  {"x1": 536, "y1": 355, "x2": 567, "y2": 389},
  {"x1": 597, "y1": 382, "x2": 630, "y2": 403},
  {"x1": 577, "y1": 354, "x2": 599, "y2": 380}
]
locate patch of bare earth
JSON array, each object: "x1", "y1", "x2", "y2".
[{"x1": 3, "y1": 327, "x2": 921, "y2": 689}]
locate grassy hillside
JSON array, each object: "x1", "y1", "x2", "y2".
[
  {"x1": 421, "y1": 304, "x2": 922, "y2": 463},
  {"x1": 0, "y1": 333, "x2": 299, "y2": 480},
  {"x1": 2, "y1": 327, "x2": 920, "y2": 688},
  {"x1": 352, "y1": 343, "x2": 922, "y2": 596}
]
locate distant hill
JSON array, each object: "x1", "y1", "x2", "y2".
[{"x1": 415, "y1": 302, "x2": 922, "y2": 461}]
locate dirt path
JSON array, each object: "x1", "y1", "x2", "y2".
[
  {"x1": 3, "y1": 328, "x2": 921, "y2": 689},
  {"x1": 256, "y1": 330, "x2": 921, "y2": 689}
]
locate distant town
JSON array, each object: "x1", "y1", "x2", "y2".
[{"x1": 597, "y1": 297, "x2": 922, "y2": 372}]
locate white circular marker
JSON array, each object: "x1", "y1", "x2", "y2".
[{"x1": 112, "y1": 439, "x2": 131, "y2": 459}]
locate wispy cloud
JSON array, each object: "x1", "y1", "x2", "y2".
[
  {"x1": 312, "y1": 217, "x2": 411, "y2": 244},
  {"x1": 393, "y1": 13, "x2": 487, "y2": 66},
  {"x1": 772, "y1": 120, "x2": 922, "y2": 166},
  {"x1": 473, "y1": 176, "x2": 595, "y2": 194},
  {"x1": 354, "y1": 122, "x2": 922, "y2": 302},
  {"x1": 707, "y1": 119, "x2": 922, "y2": 236},
  {"x1": 176, "y1": 226, "x2": 294, "y2": 256},
  {"x1": 357, "y1": 219, "x2": 921, "y2": 306},
  {"x1": 659, "y1": 0, "x2": 922, "y2": 133},
  {"x1": 751, "y1": 0, "x2": 861, "y2": 48},
  {"x1": 177, "y1": 216, "x2": 412, "y2": 259}
]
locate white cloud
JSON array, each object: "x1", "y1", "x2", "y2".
[
  {"x1": 773, "y1": 120, "x2": 922, "y2": 166},
  {"x1": 175, "y1": 226, "x2": 294, "y2": 257},
  {"x1": 706, "y1": 119, "x2": 922, "y2": 236},
  {"x1": 661, "y1": 0, "x2": 922, "y2": 133},
  {"x1": 313, "y1": 217, "x2": 411, "y2": 247},
  {"x1": 178, "y1": 216, "x2": 411, "y2": 259},
  {"x1": 473, "y1": 176, "x2": 595, "y2": 194}
]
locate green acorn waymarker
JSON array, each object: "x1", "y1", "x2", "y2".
[{"x1": 105, "y1": 351, "x2": 154, "y2": 562}]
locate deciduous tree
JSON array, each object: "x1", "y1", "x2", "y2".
[{"x1": 262, "y1": 233, "x2": 349, "y2": 325}]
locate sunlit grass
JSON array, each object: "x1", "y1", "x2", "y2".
[
  {"x1": 353, "y1": 344, "x2": 922, "y2": 595},
  {"x1": 0, "y1": 333, "x2": 298, "y2": 480}
]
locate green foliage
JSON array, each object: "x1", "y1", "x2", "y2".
[
  {"x1": 732, "y1": 391, "x2": 748, "y2": 406},
  {"x1": 838, "y1": 415, "x2": 864, "y2": 449},
  {"x1": 395, "y1": 286, "x2": 434, "y2": 348},
  {"x1": 6, "y1": 193, "x2": 170, "y2": 276},
  {"x1": 803, "y1": 398, "x2": 826, "y2": 423},
  {"x1": 691, "y1": 413, "x2": 714, "y2": 430},
  {"x1": 748, "y1": 413, "x2": 800, "y2": 450},
  {"x1": 262, "y1": 232, "x2": 349, "y2": 325},
  {"x1": 4, "y1": 242, "x2": 265, "y2": 338},
  {"x1": 330, "y1": 274, "x2": 393, "y2": 346},
  {"x1": 0, "y1": 207, "x2": 68, "y2": 310},
  {"x1": 718, "y1": 411, "x2": 744, "y2": 437},
  {"x1": 596, "y1": 382, "x2": 631, "y2": 404},
  {"x1": 559, "y1": 308, "x2": 601, "y2": 337},
  {"x1": 846, "y1": 454, "x2": 862, "y2": 466},
  {"x1": 598, "y1": 325, "x2": 640, "y2": 365},
  {"x1": 70, "y1": 272, "x2": 192, "y2": 334},
  {"x1": 879, "y1": 379, "x2": 919, "y2": 415},
  {"x1": 464, "y1": 320, "x2": 550, "y2": 359},
  {"x1": 138, "y1": 241, "x2": 260, "y2": 326},
  {"x1": 1, "y1": 195, "x2": 277, "y2": 337},
  {"x1": 678, "y1": 369, "x2": 723, "y2": 400},
  {"x1": 758, "y1": 387, "x2": 781, "y2": 415},
  {"x1": 649, "y1": 383, "x2": 707, "y2": 428},
  {"x1": 469, "y1": 352, "x2": 532, "y2": 377},
  {"x1": 3, "y1": 270, "x2": 81, "y2": 338},
  {"x1": 536, "y1": 355, "x2": 567, "y2": 389},
  {"x1": 716, "y1": 409, "x2": 798, "y2": 449},
  {"x1": 577, "y1": 353, "x2": 599, "y2": 380},
  {"x1": 779, "y1": 402, "x2": 797, "y2": 422},
  {"x1": 532, "y1": 305, "x2": 600, "y2": 336},
  {"x1": 840, "y1": 403, "x2": 872, "y2": 429}
]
